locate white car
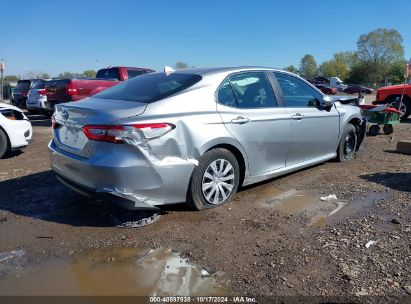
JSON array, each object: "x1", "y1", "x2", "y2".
[{"x1": 0, "y1": 103, "x2": 33, "y2": 158}]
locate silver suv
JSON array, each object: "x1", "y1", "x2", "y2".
[{"x1": 49, "y1": 67, "x2": 366, "y2": 210}]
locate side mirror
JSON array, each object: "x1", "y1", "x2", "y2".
[{"x1": 321, "y1": 96, "x2": 334, "y2": 111}]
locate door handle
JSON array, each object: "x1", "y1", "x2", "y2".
[
  {"x1": 231, "y1": 116, "x2": 250, "y2": 124},
  {"x1": 291, "y1": 113, "x2": 305, "y2": 120}
]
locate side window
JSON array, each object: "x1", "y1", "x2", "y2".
[
  {"x1": 217, "y1": 79, "x2": 237, "y2": 107},
  {"x1": 228, "y1": 72, "x2": 276, "y2": 109},
  {"x1": 275, "y1": 73, "x2": 323, "y2": 107}
]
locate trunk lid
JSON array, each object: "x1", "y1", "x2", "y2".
[{"x1": 53, "y1": 97, "x2": 147, "y2": 158}]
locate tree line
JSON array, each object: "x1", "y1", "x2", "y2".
[
  {"x1": 285, "y1": 28, "x2": 406, "y2": 87},
  {"x1": 3, "y1": 70, "x2": 97, "y2": 82}
]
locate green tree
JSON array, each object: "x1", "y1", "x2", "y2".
[
  {"x1": 175, "y1": 61, "x2": 188, "y2": 69},
  {"x1": 83, "y1": 70, "x2": 96, "y2": 78},
  {"x1": 299, "y1": 54, "x2": 317, "y2": 80},
  {"x1": 4, "y1": 75, "x2": 19, "y2": 82},
  {"x1": 357, "y1": 28, "x2": 404, "y2": 83},
  {"x1": 283, "y1": 65, "x2": 299, "y2": 74},
  {"x1": 40, "y1": 72, "x2": 50, "y2": 79},
  {"x1": 318, "y1": 53, "x2": 349, "y2": 80},
  {"x1": 333, "y1": 51, "x2": 359, "y2": 69},
  {"x1": 345, "y1": 61, "x2": 371, "y2": 85},
  {"x1": 58, "y1": 72, "x2": 76, "y2": 79},
  {"x1": 387, "y1": 60, "x2": 407, "y2": 84}
]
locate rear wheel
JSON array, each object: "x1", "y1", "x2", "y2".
[
  {"x1": 187, "y1": 148, "x2": 240, "y2": 210},
  {"x1": 368, "y1": 125, "x2": 380, "y2": 136},
  {"x1": 387, "y1": 96, "x2": 411, "y2": 120},
  {"x1": 0, "y1": 129, "x2": 10, "y2": 159},
  {"x1": 337, "y1": 124, "x2": 357, "y2": 162},
  {"x1": 383, "y1": 124, "x2": 394, "y2": 135}
]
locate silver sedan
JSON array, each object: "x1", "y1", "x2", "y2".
[{"x1": 49, "y1": 67, "x2": 366, "y2": 210}]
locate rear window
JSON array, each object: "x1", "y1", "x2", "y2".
[
  {"x1": 96, "y1": 68, "x2": 120, "y2": 80},
  {"x1": 16, "y1": 80, "x2": 31, "y2": 91},
  {"x1": 94, "y1": 72, "x2": 202, "y2": 103},
  {"x1": 31, "y1": 80, "x2": 45, "y2": 89},
  {"x1": 127, "y1": 69, "x2": 147, "y2": 79}
]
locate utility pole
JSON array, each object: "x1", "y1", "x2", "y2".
[{"x1": 0, "y1": 59, "x2": 4, "y2": 102}]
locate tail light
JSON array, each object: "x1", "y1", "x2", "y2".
[
  {"x1": 82, "y1": 123, "x2": 174, "y2": 144},
  {"x1": 22, "y1": 91, "x2": 28, "y2": 97},
  {"x1": 39, "y1": 89, "x2": 46, "y2": 95},
  {"x1": 66, "y1": 81, "x2": 78, "y2": 96}
]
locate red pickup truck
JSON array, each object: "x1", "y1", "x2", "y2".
[
  {"x1": 44, "y1": 66, "x2": 154, "y2": 114},
  {"x1": 374, "y1": 84, "x2": 411, "y2": 120}
]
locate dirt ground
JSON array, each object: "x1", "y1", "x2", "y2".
[{"x1": 0, "y1": 106, "x2": 410, "y2": 303}]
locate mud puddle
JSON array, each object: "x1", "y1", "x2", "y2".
[
  {"x1": 0, "y1": 247, "x2": 227, "y2": 296},
  {"x1": 259, "y1": 187, "x2": 391, "y2": 227}
]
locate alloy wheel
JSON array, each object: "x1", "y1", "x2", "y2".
[
  {"x1": 201, "y1": 159, "x2": 235, "y2": 205},
  {"x1": 344, "y1": 132, "x2": 356, "y2": 160}
]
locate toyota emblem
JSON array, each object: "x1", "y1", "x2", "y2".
[{"x1": 62, "y1": 110, "x2": 69, "y2": 120}]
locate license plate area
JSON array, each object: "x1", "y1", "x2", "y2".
[{"x1": 56, "y1": 125, "x2": 88, "y2": 150}]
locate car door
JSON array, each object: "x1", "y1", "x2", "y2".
[
  {"x1": 272, "y1": 72, "x2": 340, "y2": 166},
  {"x1": 216, "y1": 71, "x2": 292, "y2": 176}
]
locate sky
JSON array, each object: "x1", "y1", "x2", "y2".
[{"x1": 1, "y1": 0, "x2": 411, "y2": 77}]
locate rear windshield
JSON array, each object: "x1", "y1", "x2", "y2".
[
  {"x1": 94, "y1": 72, "x2": 202, "y2": 103},
  {"x1": 16, "y1": 80, "x2": 31, "y2": 91},
  {"x1": 31, "y1": 80, "x2": 45, "y2": 89},
  {"x1": 96, "y1": 68, "x2": 120, "y2": 80},
  {"x1": 127, "y1": 69, "x2": 146, "y2": 79}
]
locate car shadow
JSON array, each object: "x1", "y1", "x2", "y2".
[
  {"x1": 360, "y1": 172, "x2": 411, "y2": 192},
  {"x1": 0, "y1": 170, "x2": 160, "y2": 227},
  {"x1": 1, "y1": 150, "x2": 23, "y2": 159}
]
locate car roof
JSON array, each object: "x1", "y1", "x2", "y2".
[{"x1": 174, "y1": 66, "x2": 284, "y2": 76}]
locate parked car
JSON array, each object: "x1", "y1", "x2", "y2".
[
  {"x1": 311, "y1": 76, "x2": 330, "y2": 85},
  {"x1": 43, "y1": 66, "x2": 154, "y2": 115},
  {"x1": 329, "y1": 77, "x2": 347, "y2": 92},
  {"x1": 344, "y1": 85, "x2": 373, "y2": 94},
  {"x1": 0, "y1": 103, "x2": 32, "y2": 158},
  {"x1": 374, "y1": 84, "x2": 411, "y2": 120},
  {"x1": 11, "y1": 80, "x2": 35, "y2": 108},
  {"x1": 49, "y1": 67, "x2": 366, "y2": 211},
  {"x1": 315, "y1": 84, "x2": 337, "y2": 95},
  {"x1": 26, "y1": 79, "x2": 48, "y2": 114}
]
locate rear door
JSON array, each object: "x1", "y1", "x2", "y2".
[
  {"x1": 216, "y1": 71, "x2": 292, "y2": 176},
  {"x1": 272, "y1": 72, "x2": 340, "y2": 166}
]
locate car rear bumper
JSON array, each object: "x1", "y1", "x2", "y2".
[{"x1": 48, "y1": 139, "x2": 196, "y2": 209}]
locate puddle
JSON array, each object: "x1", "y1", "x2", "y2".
[
  {"x1": 263, "y1": 189, "x2": 341, "y2": 225},
  {"x1": 261, "y1": 187, "x2": 391, "y2": 227},
  {"x1": 0, "y1": 247, "x2": 227, "y2": 296}
]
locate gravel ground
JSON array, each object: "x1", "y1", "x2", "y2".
[{"x1": 0, "y1": 110, "x2": 410, "y2": 303}]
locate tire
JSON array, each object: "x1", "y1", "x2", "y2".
[
  {"x1": 0, "y1": 128, "x2": 10, "y2": 159},
  {"x1": 387, "y1": 96, "x2": 411, "y2": 121},
  {"x1": 383, "y1": 124, "x2": 394, "y2": 135},
  {"x1": 337, "y1": 124, "x2": 357, "y2": 162},
  {"x1": 187, "y1": 148, "x2": 240, "y2": 211},
  {"x1": 368, "y1": 125, "x2": 380, "y2": 136}
]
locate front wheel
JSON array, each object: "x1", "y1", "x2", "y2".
[
  {"x1": 187, "y1": 148, "x2": 240, "y2": 211},
  {"x1": 337, "y1": 124, "x2": 357, "y2": 162}
]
